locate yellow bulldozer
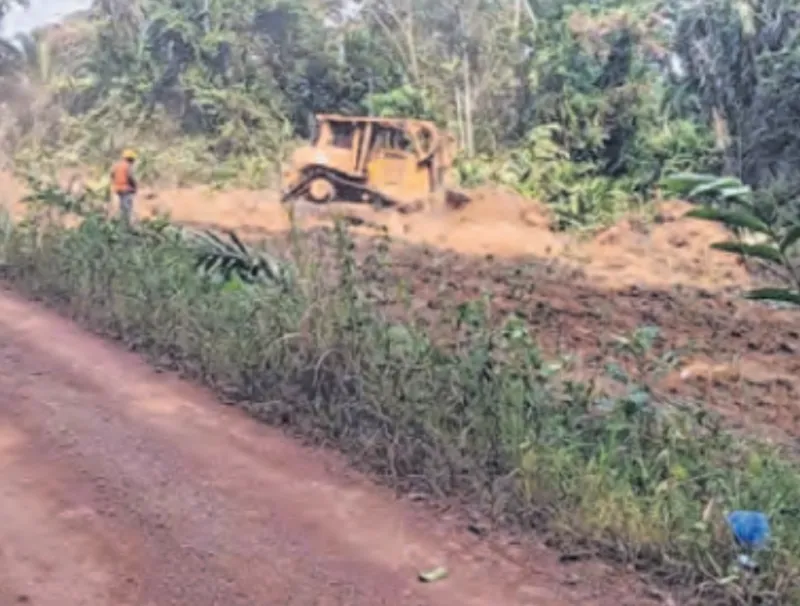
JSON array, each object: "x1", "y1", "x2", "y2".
[{"x1": 280, "y1": 114, "x2": 468, "y2": 211}]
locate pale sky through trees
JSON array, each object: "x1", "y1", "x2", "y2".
[
  {"x1": 2, "y1": 0, "x2": 91, "y2": 36},
  {"x1": 1, "y1": 1, "x2": 362, "y2": 36}
]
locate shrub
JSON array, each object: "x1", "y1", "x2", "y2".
[{"x1": 663, "y1": 172, "x2": 800, "y2": 307}]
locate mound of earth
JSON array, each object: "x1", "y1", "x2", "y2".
[{"x1": 578, "y1": 200, "x2": 750, "y2": 289}]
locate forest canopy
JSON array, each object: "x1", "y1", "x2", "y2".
[{"x1": 0, "y1": 0, "x2": 798, "y2": 226}]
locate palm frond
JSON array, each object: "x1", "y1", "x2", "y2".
[{"x1": 188, "y1": 228, "x2": 293, "y2": 288}]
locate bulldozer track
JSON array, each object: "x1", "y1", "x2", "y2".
[{"x1": 282, "y1": 166, "x2": 407, "y2": 209}]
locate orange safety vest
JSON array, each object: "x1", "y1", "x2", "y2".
[{"x1": 112, "y1": 160, "x2": 133, "y2": 194}]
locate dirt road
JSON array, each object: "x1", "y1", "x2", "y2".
[{"x1": 0, "y1": 290, "x2": 653, "y2": 606}]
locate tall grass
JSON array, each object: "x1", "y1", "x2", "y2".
[{"x1": 1, "y1": 197, "x2": 799, "y2": 605}]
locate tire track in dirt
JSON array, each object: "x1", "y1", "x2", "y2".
[{"x1": 0, "y1": 289, "x2": 656, "y2": 606}]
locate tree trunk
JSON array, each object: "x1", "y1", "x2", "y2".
[{"x1": 463, "y1": 54, "x2": 474, "y2": 156}]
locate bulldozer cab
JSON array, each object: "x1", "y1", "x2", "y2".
[{"x1": 282, "y1": 114, "x2": 457, "y2": 207}]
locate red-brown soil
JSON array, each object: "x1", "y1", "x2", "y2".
[
  {"x1": 0, "y1": 288, "x2": 656, "y2": 605},
  {"x1": 334, "y1": 234, "x2": 798, "y2": 441}
]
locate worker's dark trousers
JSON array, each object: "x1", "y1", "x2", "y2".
[{"x1": 117, "y1": 192, "x2": 134, "y2": 226}]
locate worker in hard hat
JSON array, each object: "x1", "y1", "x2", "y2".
[{"x1": 111, "y1": 149, "x2": 138, "y2": 226}]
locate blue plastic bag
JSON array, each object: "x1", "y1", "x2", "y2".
[{"x1": 727, "y1": 510, "x2": 770, "y2": 551}]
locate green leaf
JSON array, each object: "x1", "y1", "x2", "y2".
[
  {"x1": 685, "y1": 206, "x2": 770, "y2": 234},
  {"x1": 717, "y1": 185, "x2": 753, "y2": 202},
  {"x1": 689, "y1": 177, "x2": 750, "y2": 199},
  {"x1": 227, "y1": 229, "x2": 249, "y2": 255},
  {"x1": 744, "y1": 288, "x2": 800, "y2": 306},
  {"x1": 660, "y1": 172, "x2": 715, "y2": 194},
  {"x1": 780, "y1": 225, "x2": 800, "y2": 253},
  {"x1": 710, "y1": 241, "x2": 784, "y2": 264}
]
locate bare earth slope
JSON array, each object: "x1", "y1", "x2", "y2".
[
  {"x1": 138, "y1": 185, "x2": 749, "y2": 290},
  {"x1": 0, "y1": 290, "x2": 655, "y2": 606}
]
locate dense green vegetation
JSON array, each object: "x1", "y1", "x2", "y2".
[
  {"x1": 2, "y1": 181, "x2": 800, "y2": 604},
  {"x1": 1, "y1": 0, "x2": 797, "y2": 227},
  {"x1": 664, "y1": 172, "x2": 800, "y2": 307}
]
